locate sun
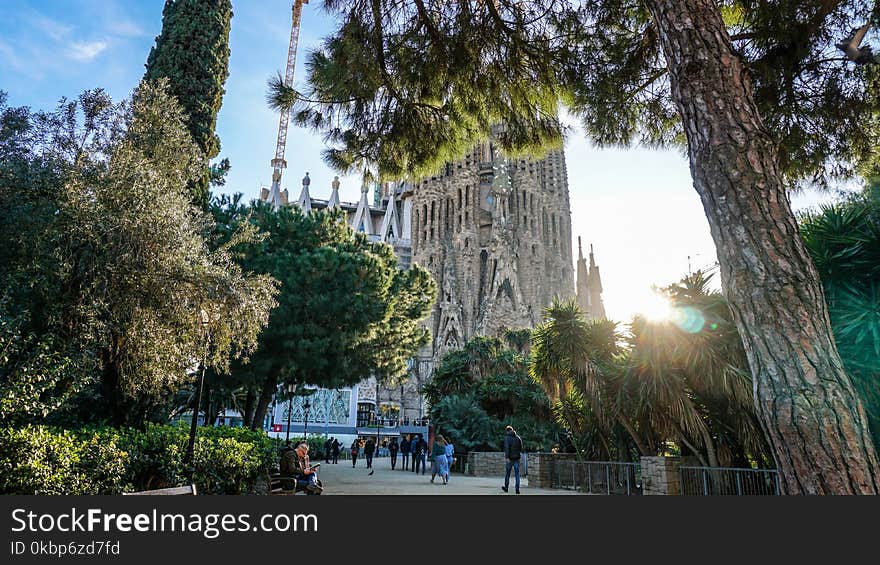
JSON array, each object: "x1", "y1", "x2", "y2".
[{"x1": 638, "y1": 291, "x2": 673, "y2": 322}]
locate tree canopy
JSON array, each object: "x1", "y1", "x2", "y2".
[
  {"x1": 0, "y1": 83, "x2": 277, "y2": 427},
  {"x1": 209, "y1": 199, "x2": 437, "y2": 429},
  {"x1": 271, "y1": 0, "x2": 880, "y2": 187}
]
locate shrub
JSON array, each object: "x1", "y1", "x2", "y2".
[
  {"x1": 0, "y1": 424, "x2": 281, "y2": 495},
  {"x1": 0, "y1": 426, "x2": 128, "y2": 494}
]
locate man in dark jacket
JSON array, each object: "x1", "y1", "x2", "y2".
[
  {"x1": 330, "y1": 438, "x2": 341, "y2": 464},
  {"x1": 412, "y1": 434, "x2": 424, "y2": 474},
  {"x1": 400, "y1": 436, "x2": 411, "y2": 470},
  {"x1": 365, "y1": 438, "x2": 375, "y2": 469},
  {"x1": 389, "y1": 437, "x2": 400, "y2": 470},
  {"x1": 502, "y1": 425, "x2": 523, "y2": 494}
]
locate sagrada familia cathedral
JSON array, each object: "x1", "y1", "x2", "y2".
[{"x1": 261, "y1": 138, "x2": 605, "y2": 430}]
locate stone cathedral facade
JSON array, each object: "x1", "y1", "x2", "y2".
[
  {"x1": 409, "y1": 141, "x2": 575, "y2": 367},
  {"x1": 261, "y1": 138, "x2": 600, "y2": 435}
]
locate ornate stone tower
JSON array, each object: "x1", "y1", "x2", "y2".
[
  {"x1": 576, "y1": 237, "x2": 607, "y2": 320},
  {"x1": 410, "y1": 138, "x2": 576, "y2": 363}
]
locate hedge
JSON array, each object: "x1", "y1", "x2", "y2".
[{"x1": 0, "y1": 424, "x2": 281, "y2": 495}]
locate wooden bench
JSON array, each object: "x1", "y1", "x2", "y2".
[
  {"x1": 123, "y1": 485, "x2": 197, "y2": 496},
  {"x1": 266, "y1": 471, "x2": 323, "y2": 495}
]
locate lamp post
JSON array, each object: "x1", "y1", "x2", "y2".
[
  {"x1": 184, "y1": 311, "x2": 212, "y2": 477},
  {"x1": 375, "y1": 379, "x2": 381, "y2": 455},
  {"x1": 303, "y1": 400, "x2": 311, "y2": 444},
  {"x1": 285, "y1": 383, "x2": 295, "y2": 445}
]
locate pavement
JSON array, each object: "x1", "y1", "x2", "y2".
[{"x1": 312, "y1": 457, "x2": 582, "y2": 495}]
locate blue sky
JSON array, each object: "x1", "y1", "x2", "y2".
[{"x1": 0, "y1": 0, "x2": 845, "y2": 322}]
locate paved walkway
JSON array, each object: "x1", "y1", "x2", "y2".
[{"x1": 313, "y1": 458, "x2": 581, "y2": 495}]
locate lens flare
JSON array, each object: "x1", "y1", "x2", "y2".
[{"x1": 639, "y1": 292, "x2": 673, "y2": 321}]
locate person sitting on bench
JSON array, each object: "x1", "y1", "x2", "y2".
[{"x1": 289, "y1": 441, "x2": 322, "y2": 494}]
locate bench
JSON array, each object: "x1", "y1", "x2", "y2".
[
  {"x1": 266, "y1": 471, "x2": 323, "y2": 495},
  {"x1": 123, "y1": 485, "x2": 197, "y2": 496}
]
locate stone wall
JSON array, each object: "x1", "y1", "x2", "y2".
[
  {"x1": 527, "y1": 453, "x2": 578, "y2": 488},
  {"x1": 466, "y1": 452, "x2": 529, "y2": 477},
  {"x1": 640, "y1": 456, "x2": 700, "y2": 495}
]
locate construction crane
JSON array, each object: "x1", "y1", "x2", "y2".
[{"x1": 266, "y1": 0, "x2": 309, "y2": 207}]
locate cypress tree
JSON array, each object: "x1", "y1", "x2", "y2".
[{"x1": 145, "y1": 0, "x2": 233, "y2": 208}]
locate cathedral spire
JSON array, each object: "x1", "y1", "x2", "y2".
[
  {"x1": 327, "y1": 175, "x2": 341, "y2": 210},
  {"x1": 351, "y1": 179, "x2": 375, "y2": 235},
  {"x1": 576, "y1": 235, "x2": 590, "y2": 317},
  {"x1": 379, "y1": 182, "x2": 401, "y2": 243},
  {"x1": 587, "y1": 244, "x2": 606, "y2": 320},
  {"x1": 296, "y1": 171, "x2": 312, "y2": 212}
]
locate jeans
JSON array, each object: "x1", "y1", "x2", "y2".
[
  {"x1": 412, "y1": 453, "x2": 421, "y2": 473},
  {"x1": 401, "y1": 452, "x2": 409, "y2": 470},
  {"x1": 419, "y1": 453, "x2": 427, "y2": 474},
  {"x1": 504, "y1": 459, "x2": 521, "y2": 492},
  {"x1": 391, "y1": 453, "x2": 398, "y2": 470},
  {"x1": 366, "y1": 453, "x2": 373, "y2": 468},
  {"x1": 295, "y1": 473, "x2": 318, "y2": 491}
]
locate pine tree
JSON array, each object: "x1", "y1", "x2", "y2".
[
  {"x1": 145, "y1": 0, "x2": 233, "y2": 207},
  {"x1": 269, "y1": 0, "x2": 880, "y2": 493}
]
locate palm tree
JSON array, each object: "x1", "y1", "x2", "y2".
[
  {"x1": 800, "y1": 185, "x2": 880, "y2": 445},
  {"x1": 625, "y1": 271, "x2": 771, "y2": 468}
]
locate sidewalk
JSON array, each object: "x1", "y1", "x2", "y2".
[{"x1": 313, "y1": 457, "x2": 582, "y2": 495}]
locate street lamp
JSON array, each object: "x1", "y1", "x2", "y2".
[
  {"x1": 303, "y1": 400, "x2": 311, "y2": 444},
  {"x1": 184, "y1": 309, "x2": 213, "y2": 477},
  {"x1": 285, "y1": 383, "x2": 295, "y2": 445}
]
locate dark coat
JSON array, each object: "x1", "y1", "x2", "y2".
[
  {"x1": 389, "y1": 440, "x2": 399, "y2": 454},
  {"x1": 504, "y1": 430, "x2": 523, "y2": 460}
]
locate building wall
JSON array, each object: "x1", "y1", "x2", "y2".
[{"x1": 409, "y1": 142, "x2": 575, "y2": 365}]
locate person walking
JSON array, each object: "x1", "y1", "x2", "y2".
[
  {"x1": 501, "y1": 425, "x2": 523, "y2": 494},
  {"x1": 350, "y1": 438, "x2": 361, "y2": 468},
  {"x1": 400, "y1": 435, "x2": 411, "y2": 471},
  {"x1": 430, "y1": 435, "x2": 449, "y2": 485},
  {"x1": 444, "y1": 438, "x2": 455, "y2": 483},
  {"x1": 324, "y1": 437, "x2": 333, "y2": 463},
  {"x1": 412, "y1": 434, "x2": 423, "y2": 474},
  {"x1": 417, "y1": 434, "x2": 428, "y2": 475},
  {"x1": 365, "y1": 438, "x2": 376, "y2": 469},
  {"x1": 389, "y1": 437, "x2": 400, "y2": 470},
  {"x1": 331, "y1": 438, "x2": 341, "y2": 464}
]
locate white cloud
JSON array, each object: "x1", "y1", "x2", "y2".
[
  {"x1": 68, "y1": 40, "x2": 108, "y2": 62},
  {"x1": 25, "y1": 12, "x2": 73, "y2": 42},
  {"x1": 109, "y1": 20, "x2": 145, "y2": 37}
]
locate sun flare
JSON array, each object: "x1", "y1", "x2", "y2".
[{"x1": 638, "y1": 292, "x2": 673, "y2": 322}]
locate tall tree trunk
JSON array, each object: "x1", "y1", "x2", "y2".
[
  {"x1": 243, "y1": 387, "x2": 257, "y2": 428},
  {"x1": 250, "y1": 370, "x2": 278, "y2": 430},
  {"x1": 646, "y1": 0, "x2": 880, "y2": 493},
  {"x1": 202, "y1": 381, "x2": 213, "y2": 427}
]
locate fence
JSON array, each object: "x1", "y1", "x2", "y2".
[
  {"x1": 551, "y1": 460, "x2": 641, "y2": 495},
  {"x1": 679, "y1": 466, "x2": 780, "y2": 495}
]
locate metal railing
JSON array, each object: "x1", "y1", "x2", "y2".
[
  {"x1": 679, "y1": 466, "x2": 780, "y2": 495},
  {"x1": 551, "y1": 460, "x2": 642, "y2": 495}
]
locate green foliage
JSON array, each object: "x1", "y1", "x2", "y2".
[
  {"x1": 0, "y1": 426, "x2": 127, "y2": 495},
  {"x1": 429, "y1": 394, "x2": 497, "y2": 452},
  {"x1": 800, "y1": 185, "x2": 880, "y2": 443},
  {"x1": 145, "y1": 0, "x2": 233, "y2": 206},
  {"x1": 209, "y1": 196, "x2": 436, "y2": 428},
  {"x1": 0, "y1": 424, "x2": 280, "y2": 495},
  {"x1": 0, "y1": 85, "x2": 277, "y2": 427},
  {"x1": 427, "y1": 336, "x2": 561, "y2": 452},
  {"x1": 281, "y1": 1, "x2": 877, "y2": 187},
  {"x1": 530, "y1": 279, "x2": 772, "y2": 467}
]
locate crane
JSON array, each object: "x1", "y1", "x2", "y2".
[{"x1": 266, "y1": 0, "x2": 309, "y2": 208}]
